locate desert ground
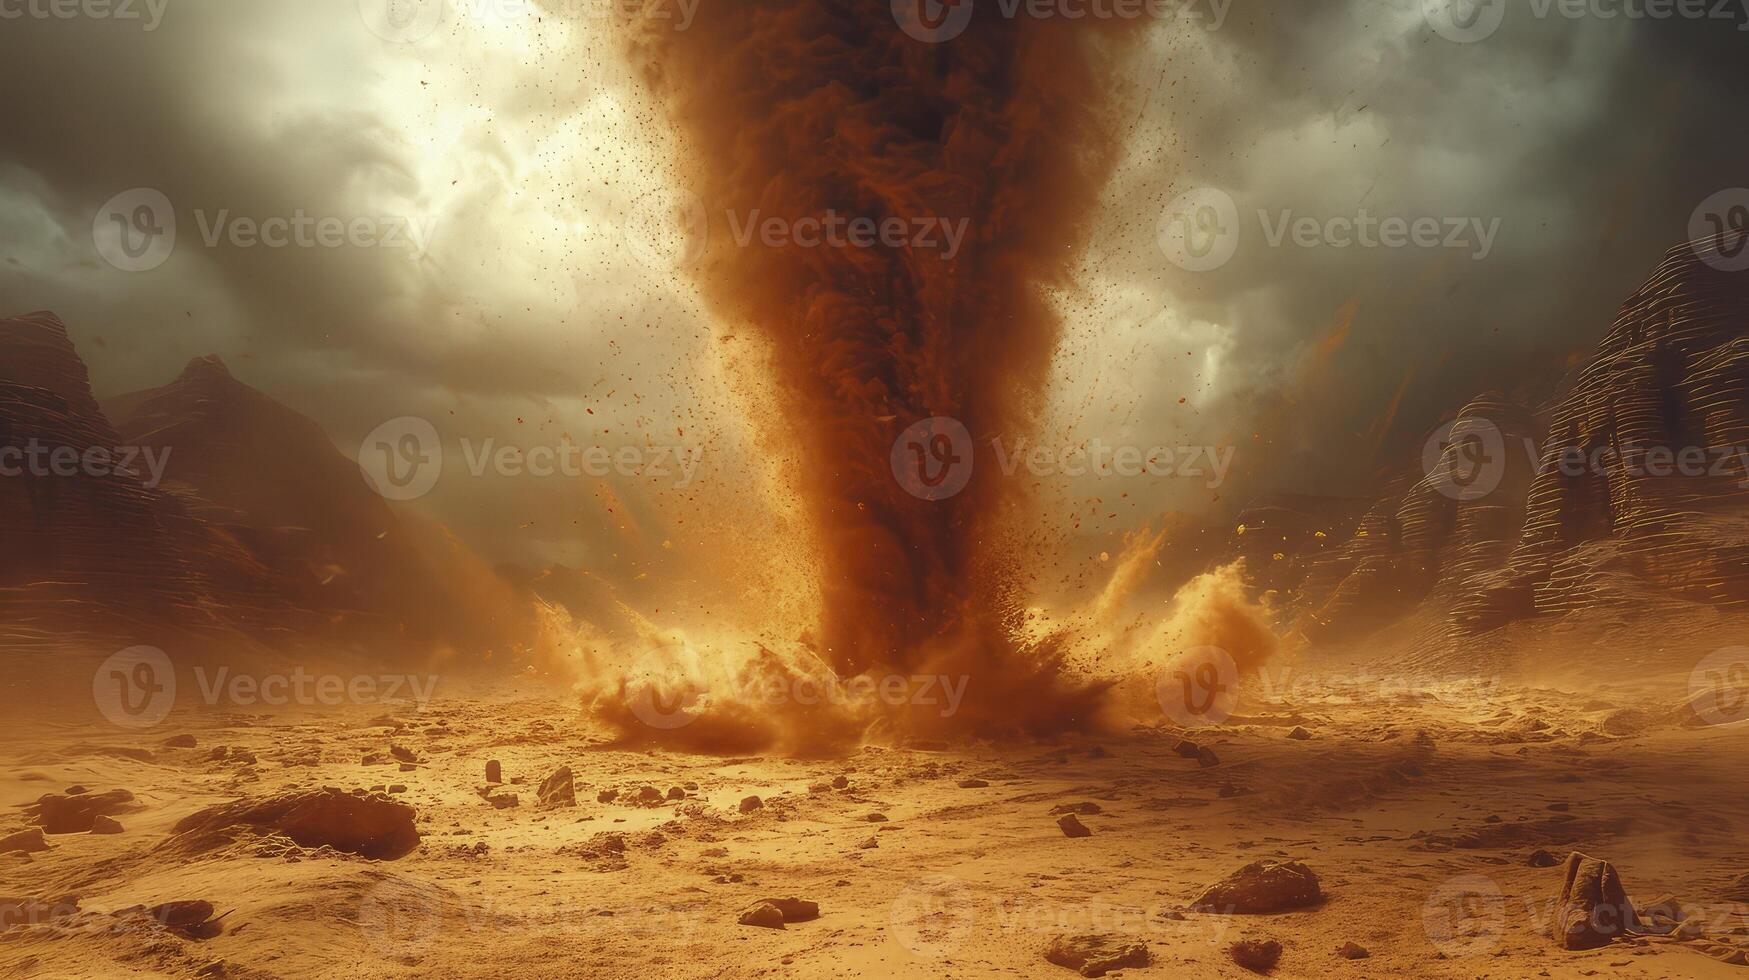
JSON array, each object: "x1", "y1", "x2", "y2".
[{"x1": 5, "y1": 650, "x2": 1749, "y2": 980}]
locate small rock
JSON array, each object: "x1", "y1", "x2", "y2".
[
  {"x1": 1194, "y1": 860, "x2": 1322, "y2": 914},
  {"x1": 667, "y1": 787, "x2": 686, "y2": 800},
  {"x1": 597, "y1": 789, "x2": 618, "y2": 804},
  {"x1": 1172, "y1": 739, "x2": 1202, "y2": 759},
  {"x1": 864, "y1": 812, "x2": 888, "y2": 823},
  {"x1": 738, "y1": 902, "x2": 785, "y2": 929},
  {"x1": 1528, "y1": 849, "x2": 1561, "y2": 868},
  {"x1": 1230, "y1": 939, "x2": 1282, "y2": 973},
  {"x1": 0, "y1": 829, "x2": 51, "y2": 854},
  {"x1": 90, "y1": 815, "x2": 124, "y2": 835},
  {"x1": 739, "y1": 796, "x2": 763, "y2": 813},
  {"x1": 1058, "y1": 814, "x2": 1093, "y2": 839},
  {"x1": 387, "y1": 785, "x2": 407, "y2": 795},
  {"x1": 830, "y1": 776, "x2": 849, "y2": 789},
  {"x1": 1337, "y1": 941, "x2": 1369, "y2": 959},
  {"x1": 163, "y1": 735, "x2": 198, "y2": 749},
  {"x1": 1051, "y1": 802, "x2": 1102, "y2": 816},
  {"x1": 635, "y1": 786, "x2": 663, "y2": 804},
  {"x1": 1042, "y1": 934, "x2": 1149, "y2": 977},
  {"x1": 487, "y1": 793, "x2": 519, "y2": 810},
  {"x1": 1286, "y1": 727, "x2": 1312, "y2": 740},
  {"x1": 957, "y1": 778, "x2": 989, "y2": 788},
  {"x1": 485, "y1": 761, "x2": 502, "y2": 784},
  {"x1": 1197, "y1": 746, "x2": 1221, "y2": 768},
  {"x1": 858, "y1": 836, "x2": 879, "y2": 850},
  {"x1": 538, "y1": 767, "x2": 576, "y2": 809},
  {"x1": 763, "y1": 897, "x2": 819, "y2": 922},
  {"x1": 389, "y1": 745, "x2": 418, "y2": 764}
]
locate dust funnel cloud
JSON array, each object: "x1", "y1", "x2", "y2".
[{"x1": 624, "y1": 2, "x2": 1145, "y2": 736}]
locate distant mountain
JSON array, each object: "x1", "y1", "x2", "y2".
[
  {"x1": 0, "y1": 312, "x2": 539, "y2": 661},
  {"x1": 1235, "y1": 233, "x2": 1749, "y2": 651}
]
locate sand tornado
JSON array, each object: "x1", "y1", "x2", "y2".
[{"x1": 626, "y1": 1, "x2": 1145, "y2": 735}]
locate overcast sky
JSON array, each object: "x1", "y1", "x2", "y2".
[{"x1": 2, "y1": 0, "x2": 1745, "y2": 614}]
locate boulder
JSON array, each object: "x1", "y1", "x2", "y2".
[
  {"x1": 1042, "y1": 935, "x2": 1149, "y2": 978},
  {"x1": 537, "y1": 767, "x2": 576, "y2": 809},
  {"x1": 1230, "y1": 938, "x2": 1282, "y2": 973},
  {"x1": 1057, "y1": 814, "x2": 1093, "y2": 839},
  {"x1": 1194, "y1": 860, "x2": 1322, "y2": 914},
  {"x1": 738, "y1": 902, "x2": 785, "y2": 929},
  {"x1": 27, "y1": 789, "x2": 139, "y2": 834},
  {"x1": 0, "y1": 829, "x2": 50, "y2": 855},
  {"x1": 1552, "y1": 851, "x2": 1644, "y2": 950},
  {"x1": 167, "y1": 789, "x2": 419, "y2": 859},
  {"x1": 90, "y1": 815, "x2": 124, "y2": 835}
]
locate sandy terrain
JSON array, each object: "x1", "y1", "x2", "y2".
[{"x1": 5, "y1": 663, "x2": 1749, "y2": 980}]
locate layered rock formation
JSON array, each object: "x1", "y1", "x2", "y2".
[{"x1": 1245, "y1": 232, "x2": 1749, "y2": 647}]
